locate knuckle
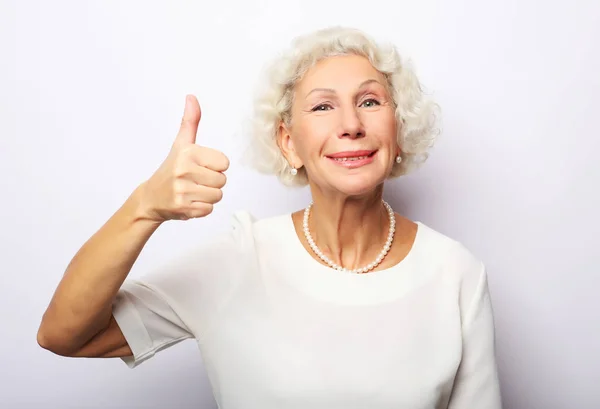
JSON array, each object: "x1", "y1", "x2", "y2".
[
  {"x1": 180, "y1": 117, "x2": 193, "y2": 129},
  {"x1": 174, "y1": 146, "x2": 194, "y2": 166},
  {"x1": 191, "y1": 203, "x2": 213, "y2": 219},
  {"x1": 173, "y1": 193, "x2": 186, "y2": 209},
  {"x1": 172, "y1": 164, "x2": 187, "y2": 179},
  {"x1": 173, "y1": 160, "x2": 194, "y2": 180},
  {"x1": 172, "y1": 179, "x2": 186, "y2": 195},
  {"x1": 180, "y1": 144, "x2": 195, "y2": 156}
]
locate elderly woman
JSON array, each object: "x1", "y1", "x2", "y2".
[{"x1": 38, "y1": 27, "x2": 502, "y2": 408}]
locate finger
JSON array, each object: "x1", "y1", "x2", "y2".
[
  {"x1": 190, "y1": 146, "x2": 230, "y2": 172},
  {"x1": 180, "y1": 202, "x2": 214, "y2": 220},
  {"x1": 187, "y1": 166, "x2": 227, "y2": 188},
  {"x1": 185, "y1": 185, "x2": 224, "y2": 204},
  {"x1": 174, "y1": 95, "x2": 201, "y2": 146}
]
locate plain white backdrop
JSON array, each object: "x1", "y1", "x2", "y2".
[{"x1": 2, "y1": 0, "x2": 599, "y2": 408}]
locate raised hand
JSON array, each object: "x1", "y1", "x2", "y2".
[{"x1": 139, "y1": 95, "x2": 230, "y2": 222}]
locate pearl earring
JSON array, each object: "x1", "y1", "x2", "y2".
[
  {"x1": 290, "y1": 167, "x2": 298, "y2": 176},
  {"x1": 395, "y1": 155, "x2": 402, "y2": 164}
]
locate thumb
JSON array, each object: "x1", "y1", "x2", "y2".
[{"x1": 175, "y1": 95, "x2": 201, "y2": 145}]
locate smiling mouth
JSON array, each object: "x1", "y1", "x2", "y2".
[
  {"x1": 331, "y1": 155, "x2": 370, "y2": 162},
  {"x1": 325, "y1": 150, "x2": 378, "y2": 168},
  {"x1": 326, "y1": 150, "x2": 377, "y2": 161}
]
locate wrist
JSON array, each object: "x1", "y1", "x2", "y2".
[{"x1": 127, "y1": 181, "x2": 165, "y2": 228}]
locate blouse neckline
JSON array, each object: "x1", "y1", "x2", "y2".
[{"x1": 272, "y1": 214, "x2": 430, "y2": 305}]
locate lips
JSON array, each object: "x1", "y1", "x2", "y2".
[
  {"x1": 325, "y1": 150, "x2": 378, "y2": 169},
  {"x1": 326, "y1": 150, "x2": 377, "y2": 160},
  {"x1": 331, "y1": 155, "x2": 370, "y2": 162}
]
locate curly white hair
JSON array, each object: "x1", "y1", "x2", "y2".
[{"x1": 245, "y1": 26, "x2": 441, "y2": 187}]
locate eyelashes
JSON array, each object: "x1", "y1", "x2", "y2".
[
  {"x1": 360, "y1": 99, "x2": 381, "y2": 108},
  {"x1": 311, "y1": 104, "x2": 332, "y2": 112},
  {"x1": 311, "y1": 98, "x2": 382, "y2": 112}
]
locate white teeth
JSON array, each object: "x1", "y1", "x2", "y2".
[{"x1": 333, "y1": 156, "x2": 368, "y2": 162}]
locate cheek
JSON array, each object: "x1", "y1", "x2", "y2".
[
  {"x1": 367, "y1": 114, "x2": 397, "y2": 145},
  {"x1": 293, "y1": 121, "x2": 329, "y2": 157},
  {"x1": 382, "y1": 113, "x2": 398, "y2": 144}
]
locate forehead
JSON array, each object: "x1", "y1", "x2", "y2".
[{"x1": 295, "y1": 54, "x2": 386, "y2": 96}]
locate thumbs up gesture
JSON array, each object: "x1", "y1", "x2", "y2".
[{"x1": 139, "y1": 95, "x2": 230, "y2": 222}]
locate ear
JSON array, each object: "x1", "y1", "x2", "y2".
[
  {"x1": 277, "y1": 121, "x2": 303, "y2": 168},
  {"x1": 395, "y1": 141, "x2": 403, "y2": 157}
]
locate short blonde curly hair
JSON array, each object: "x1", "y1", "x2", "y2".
[{"x1": 245, "y1": 26, "x2": 441, "y2": 187}]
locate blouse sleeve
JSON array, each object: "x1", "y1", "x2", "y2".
[
  {"x1": 448, "y1": 261, "x2": 503, "y2": 408},
  {"x1": 111, "y1": 211, "x2": 255, "y2": 368}
]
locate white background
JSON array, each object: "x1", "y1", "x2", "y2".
[{"x1": 2, "y1": 0, "x2": 599, "y2": 408}]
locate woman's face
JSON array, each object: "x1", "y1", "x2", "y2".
[{"x1": 279, "y1": 54, "x2": 399, "y2": 197}]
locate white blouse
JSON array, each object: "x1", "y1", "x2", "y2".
[{"x1": 112, "y1": 211, "x2": 502, "y2": 409}]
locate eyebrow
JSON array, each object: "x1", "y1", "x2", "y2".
[{"x1": 304, "y1": 79, "x2": 382, "y2": 98}]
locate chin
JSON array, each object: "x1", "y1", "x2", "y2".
[
  {"x1": 328, "y1": 175, "x2": 386, "y2": 197},
  {"x1": 310, "y1": 158, "x2": 391, "y2": 197}
]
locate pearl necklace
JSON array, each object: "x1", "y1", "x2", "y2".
[{"x1": 302, "y1": 200, "x2": 396, "y2": 274}]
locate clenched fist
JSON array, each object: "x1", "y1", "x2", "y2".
[{"x1": 139, "y1": 95, "x2": 229, "y2": 222}]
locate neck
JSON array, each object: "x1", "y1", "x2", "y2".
[{"x1": 306, "y1": 185, "x2": 392, "y2": 270}]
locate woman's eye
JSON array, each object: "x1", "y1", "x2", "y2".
[
  {"x1": 312, "y1": 104, "x2": 332, "y2": 112},
  {"x1": 360, "y1": 98, "x2": 380, "y2": 108}
]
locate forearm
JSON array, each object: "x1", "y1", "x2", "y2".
[{"x1": 38, "y1": 182, "x2": 162, "y2": 350}]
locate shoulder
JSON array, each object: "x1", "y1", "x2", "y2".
[
  {"x1": 414, "y1": 222, "x2": 491, "y2": 326},
  {"x1": 230, "y1": 210, "x2": 291, "y2": 240},
  {"x1": 226, "y1": 210, "x2": 293, "y2": 249},
  {"x1": 414, "y1": 221, "x2": 486, "y2": 284}
]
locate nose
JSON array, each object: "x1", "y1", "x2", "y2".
[{"x1": 339, "y1": 106, "x2": 365, "y2": 139}]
